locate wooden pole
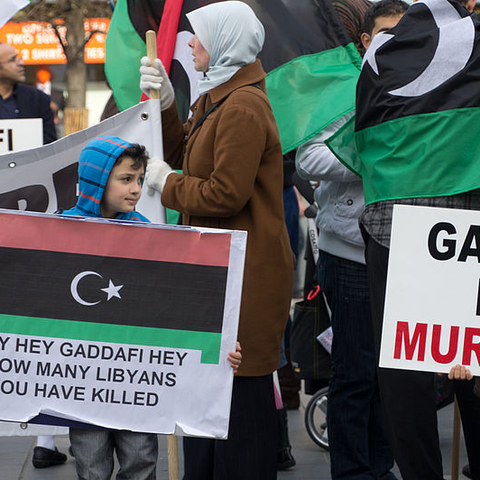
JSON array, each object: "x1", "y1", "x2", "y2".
[
  {"x1": 451, "y1": 395, "x2": 461, "y2": 480},
  {"x1": 167, "y1": 435, "x2": 180, "y2": 480},
  {"x1": 145, "y1": 31, "x2": 178, "y2": 477},
  {"x1": 145, "y1": 34, "x2": 178, "y2": 475},
  {"x1": 145, "y1": 30, "x2": 160, "y2": 101}
]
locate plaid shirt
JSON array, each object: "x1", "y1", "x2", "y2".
[{"x1": 360, "y1": 189, "x2": 480, "y2": 248}]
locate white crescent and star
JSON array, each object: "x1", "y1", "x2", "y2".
[
  {"x1": 70, "y1": 271, "x2": 124, "y2": 307},
  {"x1": 363, "y1": 0, "x2": 475, "y2": 98}
]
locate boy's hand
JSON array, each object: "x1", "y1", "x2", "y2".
[
  {"x1": 227, "y1": 342, "x2": 242, "y2": 374},
  {"x1": 146, "y1": 158, "x2": 173, "y2": 195},
  {"x1": 139, "y1": 57, "x2": 175, "y2": 111},
  {"x1": 448, "y1": 364, "x2": 473, "y2": 381}
]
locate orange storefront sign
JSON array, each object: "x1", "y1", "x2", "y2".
[{"x1": 0, "y1": 18, "x2": 110, "y2": 65}]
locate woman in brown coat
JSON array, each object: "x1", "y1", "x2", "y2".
[{"x1": 140, "y1": 1, "x2": 294, "y2": 478}]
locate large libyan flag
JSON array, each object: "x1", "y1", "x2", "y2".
[
  {"x1": 105, "y1": 0, "x2": 362, "y2": 153},
  {"x1": 327, "y1": 0, "x2": 480, "y2": 205}
]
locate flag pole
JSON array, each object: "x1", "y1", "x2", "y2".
[
  {"x1": 451, "y1": 395, "x2": 461, "y2": 480},
  {"x1": 145, "y1": 28, "x2": 178, "y2": 479},
  {"x1": 146, "y1": 30, "x2": 160, "y2": 101},
  {"x1": 145, "y1": 30, "x2": 179, "y2": 480},
  {"x1": 167, "y1": 435, "x2": 180, "y2": 480}
]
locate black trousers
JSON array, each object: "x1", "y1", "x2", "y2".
[
  {"x1": 365, "y1": 235, "x2": 480, "y2": 480},
  {"x1": 183, "y1": 374, "x2": 277, "y2": 480}
]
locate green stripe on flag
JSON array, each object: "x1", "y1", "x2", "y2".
[
  {"x1": 266, "y1": 43, "x2": 361, "y2": 154},
  {"x1": 105, "y1": 0, "x2": 146, "y2": 111},
  {"x1": 333, "y1": 107, "x2": 480, "y2": 205},
  {"x1": 0, "y1": 314, "x2": 221, "y2": 364},
  {"x1": 325, "y1": 114, "x2": 361, "y2": 177}
]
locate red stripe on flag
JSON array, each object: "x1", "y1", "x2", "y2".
[
  {"x1": 0, "y1": 212, "x2": 232, "y2": 267},
  {"x1": 157, "y1": 0, "x2": 184, "y2": 75},
  {"x1": 141, "y1": 0, "x2": 184, "y2": 102}
]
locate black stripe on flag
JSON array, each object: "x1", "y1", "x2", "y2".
[
  {"x1": 355, "y1": 0, "x2": 480, "y2": 131},
  {"x1": 0, "y1": 247, "x2": 227, "y2": 334}
]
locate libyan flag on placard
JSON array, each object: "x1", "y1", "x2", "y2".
[
  {"x1": 0, "y1": 0, "x2": 31, "y2": 28},
  {"x1": 0, "y1": 210, "x2": 246, "y2": 435},
  {"x1": 105, "y1": 0, "x2": 362, "y2": 154},
  {"x1": 0, "y1": 211, "x2": 240, "y2": 365},
  {"x1": 327, "y1": 0, "x2": 480, "y2": 205}
]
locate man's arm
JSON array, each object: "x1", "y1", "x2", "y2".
[{"x1": 296, "y1": 111, "x2": 358, "y2": 182}]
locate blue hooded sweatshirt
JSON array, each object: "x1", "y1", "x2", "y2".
[{"x1": 62, "y1": 136, "x2": 150, "y2": 223}]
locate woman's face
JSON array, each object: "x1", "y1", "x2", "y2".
[{"x1": 188, "y1": 35, "x2": 210, "y2": 72}]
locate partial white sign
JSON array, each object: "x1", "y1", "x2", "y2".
[
  {"x1": 0, "y1": 118, "x2": 42, "y2": 153},
  {"x1": 380, "y1": 205, "x2": 480, "y2": 375}
]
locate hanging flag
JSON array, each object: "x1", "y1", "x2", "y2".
[
  {"x1": 105, "y1": 0, "x2": 361, "y2": 152},
  {"x1": 0, "y1": 0, "x2": 30, "y2": 29},
  {"x1": 0, "y1": 210, "x2": 246, "y2": 436},
  {"x1": 258, "y1": 0, "x2": 361, "y2": 153},
  {"x1": 327, "y1": 0, "x2": 480, "y2": 205}
]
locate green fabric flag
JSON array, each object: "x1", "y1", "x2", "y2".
[
  {"x1": 267, "y1": 44, "x2": 361, "y2": 154},
  {"x1": 327, "y1": 108, "x2": 480, "y2": 205}
]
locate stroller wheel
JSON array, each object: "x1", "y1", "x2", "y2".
[{"x1": 304, "y1": 386, "x2": 329, "y2": 450}]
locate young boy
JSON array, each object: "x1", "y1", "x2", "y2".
[
  {"x1": 61, "y1": 136, "x2": 156, "y2": 479},
  {"x1": 62, "y1": 136, "x2": 241, "y2": 479}
]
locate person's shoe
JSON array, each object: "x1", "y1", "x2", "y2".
[
  {"x1": 463, "y1": 464, "x2": 472, "y2": 479},
  {"x1": 32, "y1": 446, "x2": 67, "y2": 468},
  {"x1": 277, "y1": 446, "x2": 296, "y2": 470}
]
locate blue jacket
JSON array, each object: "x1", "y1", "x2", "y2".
[
  {"x1": 13, "y1": 84, "x2": 57, "y2": 145},
  {"x1": 62, "y1": 136, "x2": 150, "y2": 223}
]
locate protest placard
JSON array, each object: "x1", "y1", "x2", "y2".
[
  {"x1": 0, "y1": 210, "x2": 246, "y2": 438},
  {"x1": 380, "y1": 205, "x2": 480, "y2": 375}
]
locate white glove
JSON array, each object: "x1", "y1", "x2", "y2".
[
  {"x1": 146, "y1": 157, "x2": 174, "y2": 195},
  {"x1": 139, "y1": 56, "x2": 175, "y2": 111}
]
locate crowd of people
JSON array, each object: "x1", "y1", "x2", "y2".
[{"x1": 1, "y1": 0, "x2": 480, "y2": 479}]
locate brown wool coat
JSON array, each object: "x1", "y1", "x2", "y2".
[{"x1": 161, "y1": 59, "x2": 294, "y2": 376}]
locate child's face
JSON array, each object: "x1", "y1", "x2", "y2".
[{"x1": 101, "y1": 157, "x2": 144, "y2": 219}]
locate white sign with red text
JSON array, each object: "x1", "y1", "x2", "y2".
[{"x1": 380, "y1": 205, "x2": 480, "y2": 375}]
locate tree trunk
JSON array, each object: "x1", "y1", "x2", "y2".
[{"x1": 65, "y1": 5, "x2": 87, "y2": 109}]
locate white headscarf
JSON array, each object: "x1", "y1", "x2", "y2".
[{"x1": 186, "y1": 1, "x2": 265, "y2": 95}]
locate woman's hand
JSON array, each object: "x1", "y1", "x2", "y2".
[
  {"x1": 227, "y1": 342, "x2": 242, "y2": 374},
  {"x1": 448, "y1": 364, "x2": 473, "y2": 381},
  {"x1": 146, "y1": 158, "x2": 173, "y2": 195},
  {"x1": 139, "y1": 57, "x2": 175, "y2": 111}
]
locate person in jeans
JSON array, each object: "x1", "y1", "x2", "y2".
[{"x1": 296, "y1": 1, "x2": 408, "y2": 477}]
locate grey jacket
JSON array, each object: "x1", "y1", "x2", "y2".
[{"x1": 296, "y1": 112, "x2": 366, "y2": 264}]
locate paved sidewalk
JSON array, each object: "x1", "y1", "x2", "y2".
[{"x1": 0, "y1": 392, "x2": 469, "y2": 479}]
